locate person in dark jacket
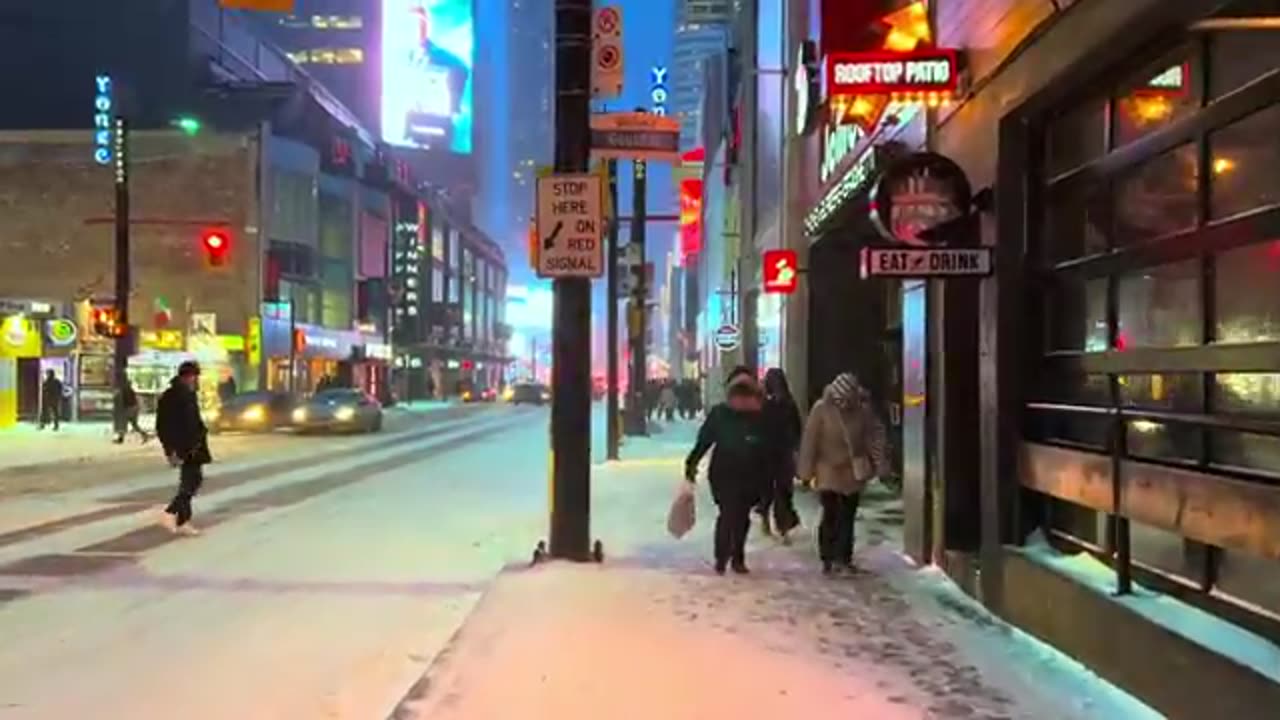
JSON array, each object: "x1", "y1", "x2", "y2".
[
  {"x1": 113, "y1": 379, "x2": 151, "y2": 444},
  {"x1": 39, "y1": 370, "x2": 63, "y2": 430},
  {"x1": 757, "y1": 368, "x2": 803, "y2": 542},
  {"x1": 685, "y1": 366, "x2": 768, "y2": 575},
  {"x1": 155, "y1": 361, "x2": 211, "y2": 535}
]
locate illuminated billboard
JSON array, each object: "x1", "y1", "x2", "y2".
[{"x1": 381, "y1": 0, "x2": 474, "y2": 155}]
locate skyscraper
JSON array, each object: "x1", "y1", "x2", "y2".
[{"x1": 672, "y1": 0, "x2": 732, "y2": 149}]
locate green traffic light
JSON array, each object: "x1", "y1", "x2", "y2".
[{"x1": 174, "y1": 116, "x2": 201, "y2": 135}]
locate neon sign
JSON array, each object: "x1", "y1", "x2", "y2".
[
  {"x1": 93, "y1": 75, "x2": 113, "y2": 165},
  {"x1": 826, "y1": 49, "x2": 958, "y2": 97},
  {"x1": 821, "y1": 123, "x2": 864, "y2": 185},
  {"x1": 650, "y1": 66, "x2": 668, "y2": 116}
]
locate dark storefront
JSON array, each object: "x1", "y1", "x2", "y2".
[{"x1": 922, "y1": 0, "x2": 1280, "y2": 715}]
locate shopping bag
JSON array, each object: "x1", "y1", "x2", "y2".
[{"x1": 667, "y1": 481, "x2": 696, "y2": 539}]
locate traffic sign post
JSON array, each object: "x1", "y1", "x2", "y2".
[
  {"x1": 591, "y1": 6, "x2": 623, "y2": 99},
  {"x1": 859, "y1": 246, "x2": 993, "y2": 278},
  {"x1": 535, "y1": 174, "x2": 604, "y2": 278}
]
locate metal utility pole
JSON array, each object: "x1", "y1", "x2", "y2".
[
  {"x1": 738, "y1": 0, "x2": 760, "y2": 373},
  {"x1": 605, "y1": 159, "x2": 621, "y2": 460},
  {"x1": 624, "y1": 158, "x2": 648, "y2": 436},
  {"x1": 112, "y1": 117, "x2": 131, "y2": 431},
  {"x1": 548, "y1": 0, "x2": 593, "y2": 561}
]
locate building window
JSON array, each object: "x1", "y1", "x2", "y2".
[
  {"x1": 432, "y1": 268, "x2": 445, "y2": 303},
  {"x1": 1027, "y1": 19, "x2": 1280, "y2": 621},
  {"x1": 290, "y1": 48, "x2": 364, "y2": 65}
]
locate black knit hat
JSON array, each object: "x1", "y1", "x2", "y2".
[
  {"x1": 177, "y1": 361, "x2": 201, "y2": 378},
  {"x1": 724, "y1": 365, "x2": 754, "y2": 387}
]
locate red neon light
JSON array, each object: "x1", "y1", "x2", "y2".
[
  {"x1": 762, "y1": 249, "x2": 799, "y2": 294},
  {"x1": 826, "y1": 48, "x2": 959, "y2": 96},
  {"x1": 679, "y1": 178, "x2": 703, "y2": 258}
]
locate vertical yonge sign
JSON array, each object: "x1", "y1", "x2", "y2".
[
  {"x1": 650, "y1": 65, "x2": 668, "y2": 116},
  {"x1": 93, "y1": 75, "x2": 113, "y2": 165},
  {"x1": 826, "y1": 48, "x2": 958, "y2": 96}
]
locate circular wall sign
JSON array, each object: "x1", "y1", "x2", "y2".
[
  {"x1": 45, "y1": 318, "x2": 78, "y2": 347},
  {"x1": 713, "y1": 324, "x2": 740, "y2": 352},
  {"x1": 869, "y1": 152, "x2": 972, "y2": 246}
]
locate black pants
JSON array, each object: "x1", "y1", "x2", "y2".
[
  {"x1": 713, "y1": 498, "x2": 753, "y2": 566},
  {"x1": 758, "y1": 474, "x2": 800, "y2": 534},
  {"x1": 39, "y1": 404, "x2": 60, "y2": 430},
  {"x1": 165, "y1": 462, "x2": 205, "y2": 526},
  {"x1": 818, "y1": 490, "x2": 861, "y2": 565}
]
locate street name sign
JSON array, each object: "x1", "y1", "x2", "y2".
[
  {"x1": 590, "y1": 112, "x2": 680, "y2": 162},
  {"x1": 536, "y1": 174, "x2": 604, "y2": 278},
  {"x1": 860, "y1": 246, "x2": 993, "y2": 278}
]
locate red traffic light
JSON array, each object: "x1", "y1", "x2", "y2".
[{"x1": 201, "y1": 229, "x2": 230, "y2": 266}]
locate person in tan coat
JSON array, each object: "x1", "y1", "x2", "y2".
[{"x1": 797, "y1": 373, "x2": 887, "y2": 575}]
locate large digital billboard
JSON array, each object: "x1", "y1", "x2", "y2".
[{"x1": 381, "y1": 0, "x2": 474, "y2": 155}]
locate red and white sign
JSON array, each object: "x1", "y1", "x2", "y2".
[
  {"x1": 827, "y1": 49, "x2": 959, "y2": 96},
  {"x1": 592, "y1": 6, "x2": 624, "y2": 100},
  {"x1": 679, "y1": 178, "x2": 703, "y2": 259},
  {"x1": 763, "y1": 250, "x2": 799, "y2": 294}
]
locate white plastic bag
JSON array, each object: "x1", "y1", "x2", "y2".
[{"x1": 666, "y1": 481, "x2": 696, "y2": 539}]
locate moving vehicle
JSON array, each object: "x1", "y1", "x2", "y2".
[
  {"x1": 291, "y1": 389, "x2": 383, "y2": 433},
  {"x1": 209, "y1": 391, "x2": 297, "y2": 433},
  {"x1": 510, "y1": 382, "x2": 551, "y2": 406}
]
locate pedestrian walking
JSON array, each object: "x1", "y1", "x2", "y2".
[
  {"x1": 113, "y1": 379, "x2": 151, "y2": 444},
  {"x1": 155, "y1": 361, "x2": 211, "y2": 536},
  {"x1": 38, "y1": 370, "x2": 63, "y2": 430},
  {"x1": 684, "y1": 366, "x2": 768, "y2": 575},
  {"x1": 797, "y1": 373, "x2": 887, "y2": 575},
  {"x1": 218, "y1": 374, "x2": 237, "y2": 403},
  {"x1": 757, "y1": 368, "x2": 803, "y2": 543},
  {"x1": 660, "y1": 381, "x2": 677, "y2": 423}
]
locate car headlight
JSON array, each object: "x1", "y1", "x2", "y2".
[
  {"x1": 334, "y1": 406, "x2": 356, "y2": 421},
  {"x1": 462, "y1": 391, "x2": 472, "y2": 401},
  {"x1": 242, "y1": 405, "x2": 266, "y2": 422},
  {"x1": 502, "y1": 387, "x2": 514, "y2": 401},
  {"x1": 292, "y1": 407, "x2": 307, "y2": 423},
  {"x1": 541, "y1": 392, "x2": 551, "y2": 401}
]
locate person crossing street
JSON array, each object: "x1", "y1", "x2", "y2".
[{"x1": 155, "y1": 361, "x2": 211, "y2": 536}]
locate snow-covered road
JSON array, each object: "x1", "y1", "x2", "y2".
[{"x1": 0, "y1": 404, "x2": 549, "y2": 720}]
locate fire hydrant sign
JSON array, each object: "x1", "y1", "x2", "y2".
[{"x1": 536, "y1": 174, "x2": 604, "y2": 278}]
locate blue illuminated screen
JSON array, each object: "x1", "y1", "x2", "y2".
[{"x1": 381, "y1": 0, "x2": 474, "y2": 155}]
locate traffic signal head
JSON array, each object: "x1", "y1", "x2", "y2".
[{"x1": 201, "y1": 229, "x2": 230, "y2": 266}]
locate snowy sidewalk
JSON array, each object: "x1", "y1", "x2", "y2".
[{"x1": 389, "y1": 421, "x2": 1159, "y2": 720}]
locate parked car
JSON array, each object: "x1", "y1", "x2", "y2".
[
  {"x1": 510, "y1": 383, "x2": 551, "y2": 406},
  {"x1": 209, "y1": 391, "x2": 297, "y2": 434},
  {"x1": 290, "y1": 389, "x2": 383, "y2": 433}
]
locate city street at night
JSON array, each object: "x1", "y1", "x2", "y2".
[{"x1": 0, "y1": 407, "x2": 1157, "y2": 719}]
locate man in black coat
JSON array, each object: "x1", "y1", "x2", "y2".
[
  {"x1": 155, "y1": 361, "x2": 211, "y2": 535},
  {"x1": 39, "y1": 370, "x2": 63, "y2": 430}
]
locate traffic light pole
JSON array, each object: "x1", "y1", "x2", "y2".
[
  {"x1": 605, "y1": 159, "x2": 621, "y2": 461},
  {"x1": 112, "y1": 117, "x2": 130, "y2": 434},
  {"x1": 624, "y1": 159, "x2": 647, "y2": 437},
  {"x1": 548, "y1": 0, "x2": 594, "y2": 561}
]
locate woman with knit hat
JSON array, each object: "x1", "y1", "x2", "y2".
[
  {"x1": 684, "y1": 366, "x2": 768, "y2": 574},
  {"x1": 798, "y1": 372, "x2": 888, "y2": 575}
]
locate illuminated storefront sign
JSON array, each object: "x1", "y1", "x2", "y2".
[
  {"x1": 827, "y1": 48, "x2": 958, "y2": 97},
  {"x1": 650, "y1": 65, "x2": 669, "y2": 116},
  {"x1": 679, "y1": 178, "x2": 703, "y2": 259},
  {"x1": 762, "y1": 250, "x2": 799, "y2": 294},
  {"x1": 820, "y1": 124, "x2": 865, "y2": 185},
  {"x1": 93, "y1": 75, "x2": 113, "y2": 165},
  {"x1": 44, "y1": 319, "x2": 78, "y2": 347},
  {"x1": 793, "y1": 41, "x2": 818, "y2": 137},
  {"x1": 869, "y1": 152, "x2": 972, "y2": 246},
  {"x1": 139, "y1": 330, "x2": 184, "y2": 351}
]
